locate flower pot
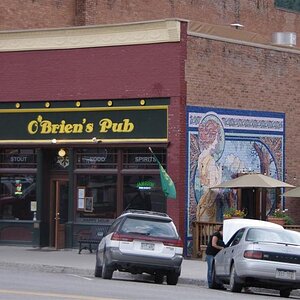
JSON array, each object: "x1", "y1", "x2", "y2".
[{"x1": 267, "y1": 217, "x2": 285, "y2": 226}]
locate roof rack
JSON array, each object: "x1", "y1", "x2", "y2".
[{"x1": 121, "y1": 209, "x2": 169, "y2": 218}]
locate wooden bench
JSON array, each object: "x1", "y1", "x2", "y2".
[{"x1": 78, "y1": 226, "x2": 110, "y2": 254}]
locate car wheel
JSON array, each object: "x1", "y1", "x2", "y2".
[
  {"x1": 166, "y1": 271, "x2": 179, "y2": 285},
  {"x1": 94, "y1": 262, "x2": 102, "y2": 278},
  {"x1": 211, "y1": 262, "x2": 219, "y2": 289},
  {"x1": 229, "y1": 263, "x2": 242, "y2": 293},
  {"x1": 102, "y1": 255, "x2": 113, "y2": 279},
  {"x1": 280, "y1": 289, "x2": 291, "y2": 298},
  {"x1": 154, "y1": 273, "x2": 164, "y2": 284}
]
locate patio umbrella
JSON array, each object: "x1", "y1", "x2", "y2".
[
  {"x1": 211, "y1": 173, "x2": 294, "y2": 189},
  {"x1": 282, "y1": 187, "x2": 300, "y2": 197},
  {"x1": 211, "y1": 173, "x2": 294, "y2": 220}
]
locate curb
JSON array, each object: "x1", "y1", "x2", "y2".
[
  {"x1": 0, "y1": 262, "x2": 206, "y2": 287},
  {"x1": 2, "y1": 261, "x2": 299, "y2": 296}
]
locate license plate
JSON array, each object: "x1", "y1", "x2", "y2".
[
  {"x1": 141, "y1": 242, "x2": 155, "y2": 251},
  {"x1": 276, "y1": 269, "x2": 296, "y2": 280}
]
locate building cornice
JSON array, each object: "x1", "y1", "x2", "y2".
[
  {"x1": 188, "y1": 31, "x2": 300, "y2": 55},
  {"x1": 0, "y1": 19, "x2": 181, "y2": 52}
]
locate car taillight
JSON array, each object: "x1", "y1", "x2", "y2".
[
  {"x1": 111, "y1": 233, "x2": 134, "y2": 242},
  {"x1": 244, "y1": 250, "x2": 263, "y2": 259},
  {"x1": 163, "y1": 239, "x2": 183, "y2": 247}
]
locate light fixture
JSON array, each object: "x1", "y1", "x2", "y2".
[
  {"x1": 92, "y1": 137, "x2": 101, "y2": 143},
  {"x1": 51, "y1": 139, "x2": 57, "y2": 144},
  {"x1": 230, "y1": 23, "x2": 244, "y2": 29},
  {"x1": 58, "y1": 148, "x2": 66, "y2": 157}
]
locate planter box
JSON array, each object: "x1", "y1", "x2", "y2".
[{"x1": 267, "y1": 217, "x2": 285, "y2": 226}]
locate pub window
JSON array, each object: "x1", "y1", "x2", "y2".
[
  {"x1": 76, "y1": 174, "x2": 117, "y2": 220},
  {"x1": 0, "y1": 174, "x2": 36, "y2": 220},
  {"x1": 123, "y1": 148, "x2": 166, "y2": 169},
  {"x1": 123, "y1": 174, "x2": 166, "y2": 212},
  {"x1": 0, "y1": 149, "x2": 37, "y2": 169},
  {"x1": 75, "y1": 148, "x2": 117, "y2": 169}
]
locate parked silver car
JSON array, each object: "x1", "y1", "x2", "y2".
[
  {"x1": 94, "y1": 210, "x2": 183, "y2": 285},
  {"x1": 213, "y1": 225, "x2": 300, "y2": 298}
]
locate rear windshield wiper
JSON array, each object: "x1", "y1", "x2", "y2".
[{"x1": 126, "y1": 231, "x2": 151, "y2": 236}]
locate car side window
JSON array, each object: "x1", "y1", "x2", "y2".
[
  {"x1": 106, "y1": 218, "x2": 122, "y2": 235},
  {"x1": 230, "y1": 228, "x2": 245, "y2": 246}
]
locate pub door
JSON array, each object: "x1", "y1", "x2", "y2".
[{"x1": 50, "y1": 178, "x2": 69, "y2": 249}]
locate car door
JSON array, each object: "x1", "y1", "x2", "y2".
[
  {"x1": 222, "y1": 228, "x2": 245, "y2": 276},
  {"x1": 215, "y1": 230, "x2": 239, "y2": 276},
  {"x1": 98, "y1": 218, "x2": 123, "y2": 263}
]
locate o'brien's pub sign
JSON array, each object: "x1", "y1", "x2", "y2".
[{"x1": 0, "y1": 99, "x2": 169, "y2": 143}]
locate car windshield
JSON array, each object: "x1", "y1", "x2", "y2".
[
  {"x1": 246, "y1": 228, "x2": 300, "y2": 245},
  {"x1": 120, "y1": 217, "x2": 178, "y2": 239}
]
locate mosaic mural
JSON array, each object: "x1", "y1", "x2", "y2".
[{"x1": 186, "y1": 106, "x2": 285, "y2": 254}]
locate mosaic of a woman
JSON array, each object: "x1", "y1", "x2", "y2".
[{"x1": 196, "y1": 115, "x2": 225, "y2": 222}]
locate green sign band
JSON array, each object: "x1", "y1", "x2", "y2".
[{"x1": 0, "y1": 105, "x2": 168, "y2": 143}]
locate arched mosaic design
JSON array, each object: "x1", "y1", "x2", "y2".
[{"x1": 186, "y1": 106, "x2": 285, "y2": 255}]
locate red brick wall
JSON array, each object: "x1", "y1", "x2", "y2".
[
  {"x1": 0, "y1": 44, "x2": 181, "y2": 101},
  {"x1": 0, "y1": 0, "x2": 75, "y2": 30},
  {"x1": 166, "y1": 22, "x2": 188, "y2": 240},
  {"x1": 86, "y1": 0, "x2": 300, "y2": 45},
  {"x1": 0, "y1": 35, "x2": 188, "y2": 237},
  {"x1": 186, "y1": 36, "x2": 300, "y2": 223},
  {"x1": 1, "y1": 1, "x2": 299, "y2": 46}
]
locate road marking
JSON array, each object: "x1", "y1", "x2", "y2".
[
  {"x1": 0, "y1": 289, "x2": 120, "y2": 300},
  {"x1": 66, "y1": 274, "x2": 93, "y2": 281}
]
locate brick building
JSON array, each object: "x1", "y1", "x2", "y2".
[
  {"x1": 1, "y1": 0, "x2": 299, "y2": 47},
  {"x1": 0, "y1": 1, "x2": 299, "y2": 254}
]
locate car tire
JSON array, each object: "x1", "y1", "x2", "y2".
[
  {"x1": 166, "y1": 271, "x2": 179, "y2": 285},
  {"x1": 229, "y1": 263, "x2": 242, "y2": 293},
  {"x1": 102, "y1": 255, "x2": 113, "y2": 279},
  {"x1": 154, "y1": 273, "x2": 164, "y2": 284},
  {"x1": 211, "y1": 262, "x2": 219, "y2": 289},
  {"x1": 94, "y1": 262, "x2": 102, "y2": 278},
  {"x1": 280, "y1": 289, "x2": 291, "y2": 298}
]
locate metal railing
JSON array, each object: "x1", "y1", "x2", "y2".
[{"x1": 284, "y1": 224, "x2": 300, "y2": 232}]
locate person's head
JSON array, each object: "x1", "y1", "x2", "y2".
[
  {"x1": 198, "y1": 119, "x2": 220, "y2": 153},
  {"x1": 218, "y1": 225, "x2": 223, "y2": 234}
]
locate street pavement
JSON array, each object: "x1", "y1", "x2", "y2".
[
  {"x1": 1, "y1": 246, "x2": 299, "y2": 297},
  {"x1": 0, "y1": 246, "x2": 207, "y2": 286}
]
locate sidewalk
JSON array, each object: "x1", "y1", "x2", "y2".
[{"x1": 0, "y1": 246, "x2": 207, "y2": 286}]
